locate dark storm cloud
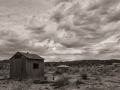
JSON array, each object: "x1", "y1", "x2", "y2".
[
  {"x1": 107, "y1": 11, "x2": 120, "y2": 22},
  {"x1": 26, "y1": 26, "x2": 45, "y2": 34},
  {"x1": 54, "y1": 0, "x2": 72, "y2": 5},
  {"x1": 0, "y1": 29, "x2": 48, "y2": 59},
  {"x1": 0, "y1": 30, "x2": 11, "y2": 38},
  {"x1": 88, "y1": 0, "x2": 119, "y2": 11},
  {"x1": 50, "y1": 10, "x2": 64, "y2": 22}
]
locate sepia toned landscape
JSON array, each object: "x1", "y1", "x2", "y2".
[
  {"x1": 1, "y1": 0, "x2": 120, "y2": 90},
  {"x1": 0, "y1": 59, "x2": 120, "y2": 90}
]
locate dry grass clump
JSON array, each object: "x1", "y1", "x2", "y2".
[
  {"x1": 46, "y1": 66, "x2": 56, "y2": 72},
  {"x1": 87, "y1": 65, "x2": 115, "y2": 76},
  {"x1": 55, "y1": 75, "x2": 69, "y2": 86},
  {"x1": 70, "y1": 67, "x2": 79, "y2": 74},
  {"x1": 51, "y1": 75, "x2": 69, "y2": 88},
  {"x1": 54, "y1": 69, "x2": 63, "y2": 75},
  {"x1": 81, "y1": 73, "x2": 88, "y2": 80},
  {"x1": 75, "y1": 79, "x2": 83, "y2": 85},
  {"x1": 44, "y1": 75, "x2": 48, "y2": 81},
  {"x1": 98, "y1": 66, "x2": 116, "y2": 76},
  {"x1": 11, "y1": 85, "x2": 30, "y2": 90},
  {"x1": 11, "y1": 81, "x2": 31, "y2": 90},
  {"x1": 79, "y1": 67, "x2": 88, "y2": 74},
  {"x1": 0, "y1": 71, "x2": 3, "y2": 76},
  {"x1": 0, "y1": 69, "x2": 9, "y2": 79},
  {"x1": 87, "y1": 87, "x2": 105, "y2": 90},
  {"x1": 87, "y1": 85, "x2": 116, "y2": 90},
  {"x1": 100, "y1": 66, "x2": 110, "y2": 75}
]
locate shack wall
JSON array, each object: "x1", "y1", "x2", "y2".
[
  {"x1": 26, "y1": 59, "x2": 44, "y2": 80},
  {"x1": 10, "y1": 55, "x2": 27, "y2": 80}
]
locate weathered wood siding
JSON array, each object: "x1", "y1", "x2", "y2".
[
  {"x1": 10, "y1": 55, "x2": 27, "y2": 80},
  {"x1": 26, "y1": 59, "x2": 44, "y2": 80},
  {"x1": 10, "y1": 57, "x2": 15, "y2": 79},
  {"x1": 21, "y1": 56, "x2": 27, "y2": 79}
]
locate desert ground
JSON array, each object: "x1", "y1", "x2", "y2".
[{"x1": 0, "y1": 63, "x2": 120, "y2": 90}]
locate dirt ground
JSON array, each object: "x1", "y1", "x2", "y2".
[{"x1": 0, "y1": 65, "x2": 120, "y2": 90}]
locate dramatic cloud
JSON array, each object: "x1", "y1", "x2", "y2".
[{"x1": 1, "y1": 0, "x2": 120, "y2": 61}]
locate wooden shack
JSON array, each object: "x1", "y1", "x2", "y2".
[{"x1": 10, "y1": 52, "x2": 44, "y2": 81}]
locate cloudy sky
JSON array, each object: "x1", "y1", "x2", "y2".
[{"x1": 1, "y1": 0, "x2": 120, "y2": 62}]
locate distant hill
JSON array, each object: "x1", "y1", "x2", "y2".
[
  {"x1": 45, "y1": 59, "x2": 120, "y2": 67},
  {"x1": 0, "y1": 59, "x2": 10, "y2": 63},
  {"x1": 1, "y1": 59, "x2": 120, "y2": 68}
]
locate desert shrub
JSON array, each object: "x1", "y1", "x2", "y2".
[
  {"x1": 102, "y1": 66, "x2": 110, "y2": 73},
  {"x1": 56, "y1": 75, "x2": 69, "y2": 85},
  {"x1": 110, "y1": 66, "x2": 115, "y2": 70},
  {"x1": 55, "y1": 69, "x2": 63, "y2": 75},
  {"x1": 44, "y1": 76, "x2": 48, "y2": 81},
  {"x1": 12, "y1": 85, "x2": 27, "y2": 90},
  {"x1": 75, "y1": 79, "x2": 83, "y2": 85},
  {"x1": 109, "y1": 72, "x2": 115, "y2": 76},
  {"x1": 59, "y1": 87, "x2": 66, "y2": 90},
  {"x1": 0, "y1": 70, "x2": 3, "y2": 76},
  {"x1": 52, "y1": 75, "x2": 69, "y2": 88},
  {"x1": 98, "y1": 66, "x2": 111, "y2": 76},
  {"x1": 11, "y1": 82, "x2": 31, "y2": 90},
  {"x1": 79, "y1": 67, "x2": 87, "y2": 74},
  {"x1": 90, "y1": 66, "x2": 115, "y2": 76},
  {"x1": 3, "y1": 70, "x2": 8, "y2": 79},
  {"x1": 90, "y1": 66, "x2": 104, "y2": 76},
  {"x1": 87, "y1": 87, "x2": 105, "y2": 90},
  {"x1": 70, "y1": 67, "x2": 79, "y2": 74},
  {"x1": 0, "y1": 69, "x2": 9, "y2": 79},
  {"x1": 91, "y1": 69, "x2": 98, "y2": 76},
  {"x1": 81, "y1": 73, "x2": 87, "y2": 80},
  {"x1": 46, "y1": 66, "x2": 56, "y2": 72},
  {"x1": 95, "y1": 76, "x2": 101, "y2": 80}
]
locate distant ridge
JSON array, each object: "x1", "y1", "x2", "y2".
[{"x1": 45, "y1": 59, "x2": 120, "y2": 67}]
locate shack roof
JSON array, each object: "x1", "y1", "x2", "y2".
[
  {"x1": 20, "y1": 52, "x2": 44, "y2": 60},
  {"x1": 57, "y1": 65, "x2": 69, "y2": 67},
  {"x1": 11, "y1": 52, "x2": 44, "y2": 60}
]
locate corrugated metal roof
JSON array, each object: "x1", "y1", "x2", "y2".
[
  {"x1": 19, "y1": 52, "x2": 44, "y2": 60},
  {"x1": 57, "y1": 65, "x2": 69, "y2": 67}
]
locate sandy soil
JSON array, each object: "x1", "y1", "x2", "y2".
[{"x1": 0, "y1": 65, "x2": 120, "y2": 90}]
